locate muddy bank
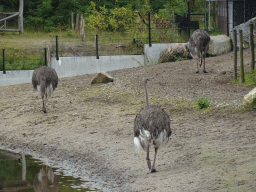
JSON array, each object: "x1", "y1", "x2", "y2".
[{"x1": 1, "y1": 48, "x2": 256, "y2": 191}]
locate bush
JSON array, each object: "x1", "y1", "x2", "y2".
[
  {"x1": 197, "y1": 96, "x2": 210, "y2": 109},
  {"x1": 66, "y1": 28, "x2": 74, "y2": 36}
]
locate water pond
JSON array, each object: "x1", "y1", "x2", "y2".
[{"x1": 0, "y1": 149, "x2": 98, "y2": 192}]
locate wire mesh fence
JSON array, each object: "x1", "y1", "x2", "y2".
[
  {"x1": 1, "y1": 11, "x2": 208, "y2": 72},
  {"x1": 0, "y1": 48, "x2": 46, "y2": 71}
]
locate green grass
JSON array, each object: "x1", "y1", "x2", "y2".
[
  {"x1": 196, "y1": 96, "x2": 211, "y2": 109},
  {"x1": 208, "y1": 28, "x2": 223, "y2": 36},
  {"x1": 234, "y1": 70, "x2": 256, "y2": 87}
]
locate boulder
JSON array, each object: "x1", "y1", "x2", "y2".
[
  {"x1": 158, "y1": 43, "x2": 191, "y2": 63},
  {"x1": 243, "y1": 87, "x2": 256, "y2": 108},
  {"x1": 207, "y1": 35, "x2": 232, "y2": 56},
  {"x1": 91, "y1": 72, "x2": 113, "y2": 84},
  {"x1": 231, "y1": 17, "x2": 256, "y2": 48}
]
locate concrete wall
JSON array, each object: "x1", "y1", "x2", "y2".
[
  {"x1": 144, "y1": 43, "x2": 173, "y2": 64},
  {"x1": 0, "y1": 44, "x2": 173, "y2": 86},
  {"x1": 0, "y1": 55, "x2": 144, "y2": 86},
  {"x1": 0, "y1": 70, "x2": 34, "y2": 86},
  {"x1": 52, "y1": 55, "x2": 144, "y2": 78}
]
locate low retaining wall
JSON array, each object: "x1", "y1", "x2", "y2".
[
  {"x1": 0, "y1": 70, "x2": 34, "y2": 86},
  {"x1": 52, "y1": 55, "x2": 144, "y2": 78},
  {"x1": 0, "y1": 44, "x2": 176, "y2": 86},
  {"x1": 0, "y1": 55, "x2": 145, "y2": 86}
]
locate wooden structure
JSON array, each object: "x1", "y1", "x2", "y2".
[
  {"x1": 0, "y1": 0, "x2": 23, "y2": 34},
  {"x1": 206, "y1": 0, "x2": 256, "y2": 36}
]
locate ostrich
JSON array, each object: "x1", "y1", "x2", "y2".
[
  {"x1": 134, "y1": 78, "x2": 172, "y2": 172},
  {"x1": 187, "y1": 29, "x2": 210, "y2": 73},
  {"x1": 32, "y1": 66, "x2": 58, "y2": 113}
]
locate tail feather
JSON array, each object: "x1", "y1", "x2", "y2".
[
  {"x1": 134, "y1": 129, "x2": 151, "y2": 153},
  {"x1": 134, "y1": 137, "x2": 142, "y2": 153},
  {"x1": 46, "y1": 83, "x2": 53, "y2": 98},
  {"x1": 37, "y1": 80, "x2": 46, "y2": 97},
  {"x1": 153, "y1": 129, "x2": 167, "y2": 148}
]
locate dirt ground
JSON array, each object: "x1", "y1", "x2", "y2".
[{"x1": 0, "y1": 48, "x2": 256, "y2": 191}]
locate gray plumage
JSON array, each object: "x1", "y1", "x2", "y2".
[
  {"x1": 187, "y1": 29, "x2": 210, "y2": 73},
  {"x1": 32, "y1": 66, "x2": 58, "y2": 113},
  {"x1": 134, "y1": 78, "x2": 171, "y2": 172}
]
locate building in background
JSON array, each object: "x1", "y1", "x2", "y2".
[{"x1": 206, "y1": 0, "x2": 256, "y2": 36}]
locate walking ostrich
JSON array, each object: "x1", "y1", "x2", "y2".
[
  {"x1": 134, "y1": 78, "x2": 172, "y2": 172},
  {"x1": 187, "y1": 29, "x2": 210, "y2": 73},
  {"x1": 32, "y1": 66, "x2": 58, "y2": 113}
]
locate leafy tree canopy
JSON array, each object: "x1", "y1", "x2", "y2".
[{"x1": 0, "y1": 0, "x2": 206, "y2": 32}]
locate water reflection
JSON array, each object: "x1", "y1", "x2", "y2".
[
  {"x1": 33, "y1": 165, "x2": 59, "y2": 192},
  {"x1": 0, "y1": 150, "x2": 95, "y2": 192}
]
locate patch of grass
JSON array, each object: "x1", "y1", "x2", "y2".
[
  {"x1": 208, "y1": 28, "x2": 223, "y2": 36},
  {"x1": 196, "y1": 96, "x2": 211, "y2": 109},
  {"x1": 175, "y1": 56, "x2": 188, "y2": 61},
  {"x1": 0, "y1": 48, "x2": 45, "y2": 70},
  {"x1": 234, "y1": 70, "x2": 256, "y2": 87}
]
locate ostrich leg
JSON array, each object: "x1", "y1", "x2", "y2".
[
  {"x1": 196, "y1": 57, "x2": 200, "y2": 73},
  {"x1": 203, "y1": 51, "x2": 207, "y2": 73},
  {"x1": 42, "y1": 96, "x2": 46, "y2": 113},
  {"x1": 199, "y1": 51, "x2": 203, "y2": 67},
  {"x1": 151, "y1": 147, "x2": 158, "y2": 172},
  {"x1": 146, "y1": 146, "x2": 151, "y2": 170}
]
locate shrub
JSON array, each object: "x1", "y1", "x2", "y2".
[
  {"x1": 197, "y1": 96, "x2": 210, "y2": 109},
  {"x1": 66, "y1": 28, "x2": 74, "y2": 36}
]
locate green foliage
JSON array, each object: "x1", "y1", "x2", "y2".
[
  {"x1": 175, "y1": 56, "x2": 188, "y2": 61},
  {"x1": 208, "y1": 28, "x2": 223, "y2": 36},
  {"x1": 164, "y1": 0, "x2": 187, "y2": 15},
  {"x1": 66, "y1": 28, "x2": 74, "y2": 36},
  {"x1": 84, "y1": 2, "x2": 109, "y2": 31},
  {"x1": 234, "y1": 70, "x2": 256, "y2": 87},
  {"x1": 197, "y1": 96, "x2": 210, "y2": 109},
  {"x1": 109, "y1": 6, "x2": 135, "y2": 31}
]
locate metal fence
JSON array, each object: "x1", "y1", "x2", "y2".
[
  {"x1": 0, "y1": 48, "x2": 46, "y2": 73},
  {"x1": 1, "y1": 9, "x2": 207, "y2": 73}
]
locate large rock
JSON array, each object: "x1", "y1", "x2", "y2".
[
  {"x1": 207, "y1": 35, "x2": 232, "y2": 56},
  {"x1": 158, "y1": 43, "x2": 191, "y2": 63},
  {"x1": 243, "y1": 87, "x2": 256, "y2": 108},
  {"x1": 91, "y1": 72, "x2": 113, "y2": 84},
  {"x1": 231, "y1": 17, "x2": 256, "y2": 48}
]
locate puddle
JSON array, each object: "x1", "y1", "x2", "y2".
[{"x1": 0, "y1": 149, "x2": 98, "y2": 192}]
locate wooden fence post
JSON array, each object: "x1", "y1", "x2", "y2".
[
  {"x1": 249, "y1": 23, "x2": 255, "y2": 72},
  {"x1": 71, "y1": 12, "x2": 74, "y2": 32},
  {"x1": 80, "y1": 14, "x2": 85, "y2": 42},
  {"x1": 75, "y1": 13, "x2": 80, "y2": 33},
  {"x1": 233, "y1": 29, "x2": 237, "y2": 80},
  {"x1": 239, "y1": 30, "x2": 245, "y2": 83},
  {"x1": 18, "y1": 0, "x2": 24, "y2": 34}
]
